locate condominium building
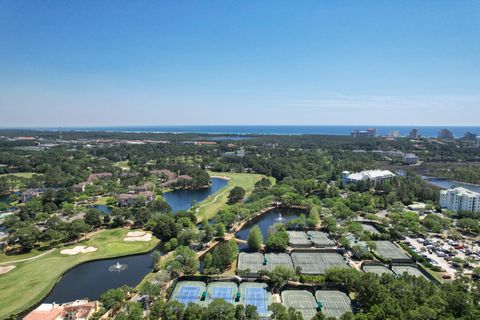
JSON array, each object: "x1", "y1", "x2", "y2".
[
  {"x1": 402, "y1": 153, "x2": 419, "y2": 165},
  {"x1": 439, "y1": 187, "x2": 480, "y2": 213},
  {"x1": 438, "y1": 129, "x2": 454, "y2": 140},
  {"x1": 409, "y1": 128, "x2": 420, "y2": 139},
  {"x1": 351, "y1": 128, "x2": 376, "y2": 138},
  {"x1": 342, "y1": 169, "x2": 395, "y2": 186}
]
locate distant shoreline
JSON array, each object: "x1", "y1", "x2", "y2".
[{"x1": 1, "y1": 125, "x2": 479, "y2": 138}]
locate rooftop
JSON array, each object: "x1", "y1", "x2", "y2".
[{"x1": 440, "y1": 187, "x2": 480, "y2": 197}]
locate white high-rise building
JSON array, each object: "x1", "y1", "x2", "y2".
[{"x1": 439, "y1": 187, "x2": 480, "y2": 213}]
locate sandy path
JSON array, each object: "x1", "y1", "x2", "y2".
[{"x1": 0, "y1": 248, "x2": 55, "y2": 266}]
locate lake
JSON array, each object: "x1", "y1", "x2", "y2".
[
  {"x1": 235, "y1": 207, "x2": 305, "y2": 241},
  {"x1": 422, "y1": 176, "x2": 480, "y2": 193},
  {"x1": 39, "y1": 177, "x2": 228, "y2": 304},
  {"x1": 163, "y1": 177, "x2": 228, "y2": 212}
]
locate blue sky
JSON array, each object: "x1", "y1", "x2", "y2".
[{"x1": 0, "y1": 1, "x2": 479, "y2": 126}]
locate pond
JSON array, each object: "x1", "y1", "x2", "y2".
[
  {"x1": 0, "y1": 192, "x2": 20, "y2": 207},
  {"x1": 43, "y1": 252, "x2": 155, "y2": 304},
  {"x1": 422, "y1": 176, "x2": 480, "y2": 193},
  {"x1": 163, "y1": 177, "x2": 228, "y2": 212},
  {"x1": 39, "y1": 177, "x2": 228, "y2": 304},
  {"x1": 88, "y1": 204, "x2": 113, "y2": 214},
  {"x1": 235, "y1": 207, "x2": 305, "y2": 241}
]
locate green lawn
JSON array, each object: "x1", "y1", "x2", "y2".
[
  {"x1": 114, "y1": 161, "x2": 130, "y2": 169},
  {"x1": 0, "y1": 172, "x2": 40, "y2": 179},
  {"x1": 0, "y1": 228, "x2": 159, "y2": 319},
  {"x1": 196, "y1": 171, "x2": 274, "y2": 222},
  {"x1": 93, "y1": 196, "x2": 114, "y2": 205}
]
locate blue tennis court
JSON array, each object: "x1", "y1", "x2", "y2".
[
  {"x1": 211, "y1": 287, "x2": 233, "y2": 302},
  {"x1": 177, "y1": 286, "x2": 200, "y2": 305},
  {"x1": 245, "y1": 287, "x2": 267, "y2": 315}
]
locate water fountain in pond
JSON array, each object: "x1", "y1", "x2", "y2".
[
  {"x1": 108, "y1": 262, "x2": 128, "y2": 272},
  {"x1": 274, "y1": 212, "x2": 285, "y2": 222}
]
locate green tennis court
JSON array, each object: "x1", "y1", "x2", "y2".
[
  {"x1": 363, "y1": 265, "x2": 394, "y2": 276},
  {"x1": 237, "y1": 252, "x2": 266, "y2": 274},
  {"x1": 291, "y1": 252, "x2": 348, "y2": 275},
  {"x1": 265, "y1": 253, "x2": 294, "y2": 272},
  {"x1": 282, "y1": 290, "x2": 317, "y2": 319},
  {"x1": 392, "y1": 265, "x2": 428, "y2": 280},
  {"x1": 374, "y1": 241, "x2": 411, "y2": 262},
  {"x1": 315, "y1": 290, "x2": 351, "y2": 319}
]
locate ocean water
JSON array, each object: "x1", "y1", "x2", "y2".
[{"x1": 13, "y1": 125, "x2": 480, "y2": 138}]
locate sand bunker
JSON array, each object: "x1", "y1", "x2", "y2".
[
  {"x1": 124, "y1": 231, "x2": 152, "y2": 242},
  {"x1": 61, "y1": 245, "x2": 98, "y2": 255},
  {"x1": 0, "y1": 266, "x2": 15, "y2": 275},
  {"x1": 210, "y1": 175, "x2": 231, "y2": 180},
  {"x1": 126, "y1": 231, "x2": 146, "y2": 237}
]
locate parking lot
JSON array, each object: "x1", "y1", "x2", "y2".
[{"x1": 404, "y1": 236, "x2": 480, "y2": 278}]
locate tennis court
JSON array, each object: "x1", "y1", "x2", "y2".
[
  {"x1": 315, "y1": 290, "x2": 352, "y2": 319},
  {"x1": 361, "y1": 224, "x2": 380, "y2": 235},
  {"x1": 237, "y1": 252, "x2": 266, "y2": 274},
  {"x1": 265, "y1": 253, "x2": 294, "y2": 272},
  {"x1": 363, "y1": 265, "x2": 394, "y2": 276},
  {"x1": 307, "y1": 231, "x2": 335, "y2": 248},
  {"x1": 239, "y1": 282, "x2": 272, "y2": 316},
  {"x1": 205, "y1": 282, "x2": 238, "y2": 304},
  {"x1": 287, "y1": 231, "x2": 312, "y2": 247},
  {"x1": 291, "y1": 252, "x2": 348, "y2": 275},
  {"x1": 374, "y1": 241, "x2": 411, "y2": 262},
  {"x1": 282, "y1": 290, "x2": 317, "y2": 319},
  {"x1": 170, "y1": 281, "x2": 206, "y2": 305},
  {"x1": 246, "y1": 288, "x2": 267, "y2": 315},
  {"x1": 392, "y1": 265, "x2": 428, "y2": 280}
]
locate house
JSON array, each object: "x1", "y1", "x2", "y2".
[
  {"x1": 118, "y1": 191, "x2": 154, "y2": 207},
  {"x1": 342, "y1": 170, "x2": 395, "y2": 187},
  {"x1": 87, "y1": 172, "x2": 112, "y2": 182},
  {"x1": 224, "y1": 147, "x2": 246, "y2": 157},
  {"x1": 21, "y1": 188, "x2": 45, "y2": 203},
  {"x1": 73, "y1": 173, "x2": 113, "y2": 193},
  {"x1": 151, "y1": 169, "x2": 176, "y2": 181},
  {"x1": 177, "y1": 174, "x2": 192, "y2": 181},
  {"x1": 408, "y1": 202, "x2": 427, "y2": 211},
  {"x1": 23, "y1": 300, "x2": 99, "y2": 320},
  {"x1": 72, "y1": 182, "x2": 88, "y2": 192},
  {"x1": 194, "y1": 141, "x2": 217, "y2": 145},
  {"x1": 130, "y1": 182, "x2": 154, "y2": 193}
]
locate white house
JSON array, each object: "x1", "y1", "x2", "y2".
[
  {"x1": 439, "y1": 187, "x2": 480, "y2": 213},
  {"x1": 342, "y1": 169, "x2": 395, "y2": 187}
]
